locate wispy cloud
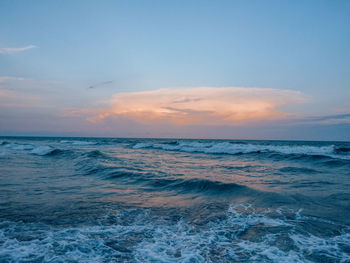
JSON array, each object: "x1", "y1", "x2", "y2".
[
  {"x1": 0, "y1": 76, "x2": 25, "y2": 83},
  {"x1": 296, "y1": 113, "x2": 350, "y2": 125},
  {"x1": 88, "y1": 81, "x2": 113, "y2": 89},
  {"x1": 0, "y1": 45, "x2": 37, "y2": 54},
  {"x1": 80, "y1": 87, "x2": 306, "y2": 125}
]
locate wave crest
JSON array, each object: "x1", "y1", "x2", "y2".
[
  {"x1": 60, "y1": 140, "x2": 96, "y2": 145},
  {"x1": 133, "y1": 141, "x2": 350, "y2": 160},
  {"x1": 30, "y1": 146, "x2": 64, "y2": 156}
]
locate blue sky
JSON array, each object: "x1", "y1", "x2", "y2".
[{"x1": 0, "y1": 0, "x2": 349, "y2": 140}]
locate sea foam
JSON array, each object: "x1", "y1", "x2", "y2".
[
  {"x1": 4, "y1": 143, "x2": 34, "y2": 151},
  {"x1": 60, "y1": 140, "x2": 96, "y2": 145},
  {"x1": 3, "y1": 206, "x2": 346, "y2": 263},
  {"x1": 133, "y1": 141, "x2": 350, "y2": 160},
  {"x1": 30, "y1": 146, "x2": 56, "y2": 156}
]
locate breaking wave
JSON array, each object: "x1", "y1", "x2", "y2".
[
  {"x1": 60, "y1": 140, "x2": 97, "y2": 145},
  {"x1": 1, "y1": 205, "x2": 349, "y2": 263},
  {"x1": 133, "y1": 141, "x2": 350, "y2": 160},
  {"x1": 4, "y1": 143, "x2": 34, "y2": 151},
  {"x1": 29, "y1": 146, "x2": 64, "y2": 156}
]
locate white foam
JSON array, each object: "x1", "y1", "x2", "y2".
[
  {"x1": 4, "y1": 143, "x2": 34, "y2": 151},
  {"x1": 30, "y1": 146, "x2": 55, "y2": 155},
  {"x1": 134, "y1": 206, "x2": 303, "y2": 262},
  {"x1": 133, "y1": 141, "x2": 350, "y2": 160},
  {"x1": 236, "y1": 239, "x2": 309, "y2": 263},
  {"x1": 72, "y1": 141, "x2": 96, "y2": 145},
  {"x1": 0, "y1": 224, "x2": 119, "y2": 262},
  {"x1": 290, "y1": 232, "x2": 350, "y2": 262},
  {"x1": 133, "y1": 143, "x2": 152, "y2": 149},
  {"x1": 227, "y1": 204, "x2": 289, "y2": 229},
  {"x1": 1, "y1": 206, "x2": 349, "y2": 262},
  {"x1": 60, "y1": 140, "x2": 96, "y2": 145}
]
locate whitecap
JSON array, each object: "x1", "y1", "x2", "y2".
[
  {"x1": 133, "y1": 143, "x2": 152, "y2": 149},
  {"x1": 132, "y1": 141, "x2": 350, "y2": 160},
  {"x1": 1, "y1": 206, "x2": 348, "y2": 262},
  {"x1": 60, "y1": 140, "x2": 96, "y2": 146},
  {"x1": 30, "y1": 146, "x2": 55, "y2": 156},
  {"x1": 4, "y1": 143, "x2": 34, "y2": 151},
  {"x1": 72, "y1": 141, "x2": 96, "y2": 146},
  {"x1": 60, "y1": 140, "x2": 71, "y2": 143}
]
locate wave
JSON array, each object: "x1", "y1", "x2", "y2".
[
  {"x1": 60, "y1": 140, "x2": 96, "y2": 145},
  {"x1": 85, "y1": 165, "x2": 247, "y2": 195},
  {"x1": 30, "y1": 146, "x2": 66, "y2": 156},
  {"x1": 1, "y1": 205, "x2": 348, "y2": 263},
  {"x1": 83, "y1": 150, "x2": 108, "y2": 158},
  {"x1": 0, "y1": 141, "x2": 9, "y2": 146},
  {"x1": 335, "y1": 146, "x2": 350, "y2": 153},
  {"x1": 137, "y1": 177, "x2": 247, "y2": 195},
  {"x1": 0, "y1": 142, "x2": 70, "y2": 157},
  {"x1": 133, "y1": 141, "x2": 350, "y2": 160},
  {"x1": 169, "y1": 178, "x2": 246, "y2": 194},
  {"x1": 3, "y1": 143, "x2": 34, "y2": 151},
  {"x1": 278, "y1": 166, "x2": 320, "y2": 174}
]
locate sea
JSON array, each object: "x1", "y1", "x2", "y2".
[{"x1": 0, "y1": 137, "x2": 350, "y2": 262}]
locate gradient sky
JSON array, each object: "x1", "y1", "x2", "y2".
[{"x1": 0, "y1": 0, "x2": 349, "y2": 140}]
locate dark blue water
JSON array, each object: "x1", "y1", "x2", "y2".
[{"x1": 1, "y1": 137, "x2": 350, "y2": 262}]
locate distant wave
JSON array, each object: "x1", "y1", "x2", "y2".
[
  {"x1": 133, "y1": 141, "x2": 350, "y2": 160},
  {"x1": 60, "y1": 140, "x2": 97, "y2": 146},
  {"x1": 83, "y1": 150, "x2": 108, "y2": 158},
  {"x1": 0, "y1": 142, "x2": 72, "y2": 158},
  {"x1": 30, "y1": 146, "x2": 65, "y2": 156},
  {"x1": 4, "y1": 143, "x2": 34, "y2": 151},
  {"x1": 335, "y1": 147, "x2": 350, "y2": 153}
]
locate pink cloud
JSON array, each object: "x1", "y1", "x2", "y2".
[{"x1": 80, "y1": 87, "x2": 306, "y2": 125}]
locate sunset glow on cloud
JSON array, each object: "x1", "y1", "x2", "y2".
[
  {"x1": 88, "y1": 87, "x2": 306, "y2": 125},
  {"x1": 0, "y1": 1, "x2": 349, "y2": 140}
]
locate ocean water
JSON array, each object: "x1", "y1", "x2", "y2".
[{"x1": 1, "y1": 137, "x2": 350, "y2": 263}]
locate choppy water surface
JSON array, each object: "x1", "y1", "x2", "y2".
[{"x1": 1, "y1": 137, "x2": 350, "y2": 262}]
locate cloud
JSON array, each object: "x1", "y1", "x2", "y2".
[
  {"x1": 84, "y1": 87, "x2": 306, "y2": 125},
  {"x1": 88, "y1": 80, "x2": 113, "y2": 89},
  {"x1": 295, "y1": 113, "x2": 350, "y2": 125},
  {"x1": 0, "y1": 45, "x2": 37, "y2": 54},
  {"x1": 0, "y1": 76, "x2": 25, "y2": 83}
]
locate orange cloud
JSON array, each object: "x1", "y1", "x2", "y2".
[{"x1": 84, "y1": 87, "x2": 306, "y2": 125}]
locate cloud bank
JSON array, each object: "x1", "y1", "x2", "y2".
[
  {"x1": 0, "y1": 45, "x2": 37, "y2": 54},
  {"x1": 88, "y1": 87, "x2": 306, "y2": 125}
]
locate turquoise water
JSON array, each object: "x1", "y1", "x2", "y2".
[{"x1": 1, "y1": 137, "x2": 350, "y2": 262}]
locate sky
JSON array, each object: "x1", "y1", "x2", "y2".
[{"x1": 0, "y1": 0, "x2": 349, "y2": 140}]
